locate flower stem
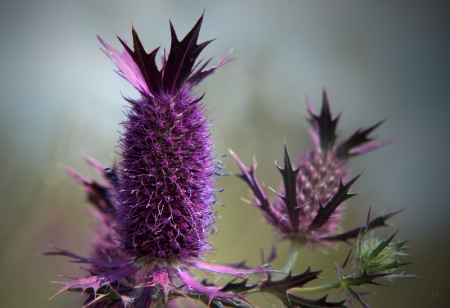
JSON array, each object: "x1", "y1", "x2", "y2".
[
  {"x1": 281, "y1": 237, "x2": 303, "y2": 275},
  {"x1": 292, "y1": 281, "x2": 341, "y2": 294}
]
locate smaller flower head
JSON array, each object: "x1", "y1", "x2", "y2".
[
  {"x1": 335, "y1": 221, "x2": 413, "y2": 307},
  {"x1": 355, "y1": 231, "x2": 410, "y2": 276},
  {"x1": 232, "y1": 90, "x2": 389, "y2": 246}
]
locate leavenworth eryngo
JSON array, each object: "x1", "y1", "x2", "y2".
[{"x1": 47, "y1": 13, "x2": 414, "y2": 307}]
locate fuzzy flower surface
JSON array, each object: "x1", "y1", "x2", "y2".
[{"x1": 232, "y1": 91, "x2": 390, "y2": 246}]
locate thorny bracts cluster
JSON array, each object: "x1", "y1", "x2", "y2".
[{"x1": 48, "y1": 13, "x2": 413, "y2": 307}]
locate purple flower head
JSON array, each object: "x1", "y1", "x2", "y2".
[
  {"x1": 47, "y1": 14, "x2": 270, "y2": 307},
  {"x1": 232, "y1": 90, "x2": 390, "y2": 246},
  {"x1": 98, "y1": 13, "x2": 230, "y2": 262}
]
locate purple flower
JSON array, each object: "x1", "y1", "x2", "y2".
[
  {"x1": 99, "y1": 16, "x2": 222, "y2": 262},
  {"x1": 232, "y1": 90, "x2": 390, "y2": 246},
  {"x1": 48, "y1": 14, "x2": 268, "y2": 307}
]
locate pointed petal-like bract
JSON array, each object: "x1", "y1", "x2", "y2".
[
  {"x1": 336, "y1": 120, "x2": 390, "y2": 159},
  {"x1": 98, "y1": 13, "x2": 229, "y2": 98},
  {"x1": 308, "y1": 90, "x2": 340, "y2": 152},
  {"x1": 98, "y1": 35, "x2": 150, "y2": 95},
  {"x1": 117, "y1": 29, "x2": 162, "y2": 96},
  {"x1": 309, "y1": 175, "x2": 359, "y2": 231},
  {"x1": 163, "y1": 14, "x2": 211, "y2": 93},
  {"x1": 276, "y1": 145, "x2": 301, "y2": 232}
]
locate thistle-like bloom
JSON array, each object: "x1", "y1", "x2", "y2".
[
  {"x1": 48, "y1": 14, "x2": 267, "y2": 307},
  {"x1": 102, "y1": 14, "x2": 225, "y2": 261},
  {"x1": 104, "y1": 18, "x2": 221, "y2": 263},
  {"x1": 232, "y1": 91, "x2": 390, "y2": 246}
]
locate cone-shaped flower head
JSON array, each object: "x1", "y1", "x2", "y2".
[
  {"x1": 98, "y1": 14, "x2": 229, "y2": 262},
  {"x1": 232, "y1": 91, "x2": 389, "y2": 245}
]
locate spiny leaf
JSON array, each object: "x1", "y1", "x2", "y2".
[
  {"x1": 323, "y1": 209, "x2": 402, "y2": 242},
  {"x1": 261, "y1": 267, "x2": 321, "y2": 295},
  {"x1": 276, "y1": 144, "x2": 301, "y2": 231},
  {"x1": 82, "y1": 286, "x2": 132, "y2": 308},
  {"x1": 336, "y1": 120, "x2": 386, "y2": 159},
  {"x1": 164, "y1": 12, "x2": 213, "y2": 93},
  {"x1": 309, "y1": 175, "x2": 359, "y2": 231},
  {"x1": 230, "y1": 150, "x2": 281, "y2": 225},
  {"x1": 262, "y1": 268, "x2": 344, "y2": 308},
  {"x1": 220, "y1": 279, "x2": 257, "y2": 293},
  {"x1": 341, "y1": 269, "x2": 391, "y2": 287},
  {"x1": 308, "y1": 90, "x2": 340, "y2": 152}
]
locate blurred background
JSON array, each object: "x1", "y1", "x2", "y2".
[{"x1": 1, "y1": 1, "x2": 449, "y2": 307}]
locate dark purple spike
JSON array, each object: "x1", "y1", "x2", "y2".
[
  {"x1": 336, "y1": 120, "x2": 386, "y2": 160},
  {"x1": 261, "y1": 267, "x2": 322, "y2": 293},
  {"x1": 276, "y1": 144, "x2": 301, "y2": 232},
  {"x1": 323, "y1": 209, "x2": 403, "y2": 242},
  {"x1": 163, "y1": 13, "x2": 212, "y2": 93},
  {"x1": 230, "y1": 150, "x2": 281, "y2": 225},
  {"x1": 342, "y1": 249, "x2": 353, "y2": 269},
  {"x1": 309, "y1": 90, "x2": 340, "y2": 151},
  {"x1": 309, "y1": 175, "x2": 359, "y2": 231},
  {"x1": 44, "y1": 247, "x2": 132, "y2": 268},
  {"x1": 187, "y1": 52, "x2": 233, "y2": 86},
  {"x1": 219, "y1": 279, "x2": 257, "y2": 293},
  {"x1": 65, "y1": 167, "x2": 115, "y2": 212},
  {"x1": 50, "y1": 262, "x2": 138, "y2": 301},
  {"x1": 118, "y1": 29, "x2": 162, "y2": 96}
]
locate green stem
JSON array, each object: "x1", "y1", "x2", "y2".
[
  {"x1": 292, "y1": 281, "x2": 341, "y2": 294},
  {"x1": 292, "y1": 272, "x2": 381, "y2": 295},
  {"x1": 281, "y1": 237, "x2": 303, "y2": 275}
]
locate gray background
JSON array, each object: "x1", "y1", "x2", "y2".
[{"x1": 1, "y1": 1, "x2": 449, "y2": 307}]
